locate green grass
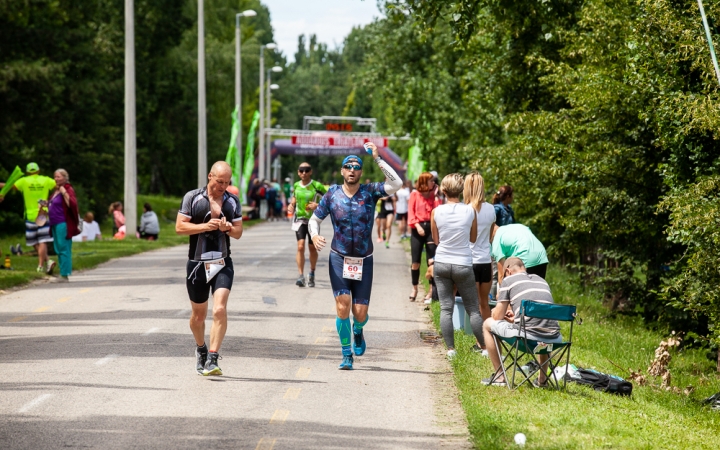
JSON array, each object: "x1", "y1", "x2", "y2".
[
  {"x1": 420, "y1": 261, "x2": 720, "y2": 448},
  {"x1": 0, "y1": 194, "x2": 258, "y2": 291}
]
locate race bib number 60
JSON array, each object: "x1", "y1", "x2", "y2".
[{"x1": 343, "y1": 257, "x2": 363, "y2": 281}]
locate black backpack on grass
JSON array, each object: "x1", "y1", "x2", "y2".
[{"x1": 572, "y1": 368, "x2": 633, "y2": 396}]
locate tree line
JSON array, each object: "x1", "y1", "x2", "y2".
[
  {"x1": 357, "y1": 0, "x2": 720, "y2": 358},
  {"x1": 1, "y1": 0, "x2": 279, "y2": 227}
]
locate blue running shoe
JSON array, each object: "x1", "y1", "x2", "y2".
[
  {"x1": 338, "y1": 354, "x2": 354, "y2": 370},
  {"x1": 352, "y1": 330, "x2": 366, "y2": 356}
]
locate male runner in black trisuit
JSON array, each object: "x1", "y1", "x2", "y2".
[{"x1": 176, "y1": 161, "x2": 243, "y2": 376}]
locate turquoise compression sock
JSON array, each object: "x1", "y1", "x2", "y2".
[
  {"x1": 336, "y1": 317, "x2": 353, "y2": 356},
  {"x1": 353, "y1": 315, "x2": 369, "y2": 333}
]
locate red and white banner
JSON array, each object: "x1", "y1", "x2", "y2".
[{"x1": 290, "y1": 135, "x2": 388, "y2": 148}]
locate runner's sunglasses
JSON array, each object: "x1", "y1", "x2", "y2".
[
  {"x1": 343, "y1": 164, "x2": 362, "y2": 171},
  {"x1": 298, "y1": 167, "x2": 312, "y2": 173}
]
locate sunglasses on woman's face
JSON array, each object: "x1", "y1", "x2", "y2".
[
  {"x1": 343, "y1": 164, "x2": 362, "y2": 171},
  {"x1": 298, "y1": 167, "x2": 311, "y2": 173}
]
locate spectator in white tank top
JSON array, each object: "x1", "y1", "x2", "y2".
[
  {"x1": 430, "y1": 173, "x2": 484, "y2": 359},
  {"x1": 394, "y1": 180, "x2": 411, "y2": 239},
  {"x1": 462, "y1": 172, "x2": 496, "y2": 356}
]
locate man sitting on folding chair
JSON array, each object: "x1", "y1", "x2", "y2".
[{"x1": 481, "y1": 257, "x2": 562, "y2": 387}]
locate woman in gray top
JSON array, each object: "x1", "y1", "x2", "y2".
[{"x1": 138, "y1": 203, "x2": 160, "y2": 240}]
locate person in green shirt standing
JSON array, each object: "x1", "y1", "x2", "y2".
[
  {"x1": 491, "y1": 223, "x2": 549, "y2": 285},
  {"x1": 287, "y1": 162, "x2": 327, "y2": 288},
  {"x1": 0, "y1": 162, "x2": 57, "y2": 273}
]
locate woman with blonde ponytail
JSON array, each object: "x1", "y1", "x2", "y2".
[{"x1": 463, "y1": 172, "x2": 496, "y2": 356}]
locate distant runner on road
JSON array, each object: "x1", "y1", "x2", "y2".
[
  {"x1": 309, "y1": 143, "x2": 402, "y2": 370},
  {"x1": 176, "y1": 161, "x2": 243, "y2": 376},
  {"x1": 287, "y1": 163, "x2": 327, "y2": 288}
]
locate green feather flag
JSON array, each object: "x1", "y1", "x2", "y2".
[
  {"x1": 242, "y1": 110, "x2": 260, "y2": 200},
  {"x1": 224, "y1": 106, "x2": 241, "y2": 187},
  {"x1": 0, "y1": 166, "x2": 24, "y2": 197},
  {"x1": 406, "y1": 139, "x2": 425, "y2": 182}
]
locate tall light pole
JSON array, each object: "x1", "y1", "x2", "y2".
[
  {"x1": 197, "y1": 0, "x2": 207, "y2": 188},
  {"x1": 235, "y1": 10, "x2": 257, "y2": 201},
  {"x1": 124, "y1": 0, "x2": 137, "y2": 236},
  {"x1": 258, "y1": 42, "x2": 276, "y2": 182},
  {"x1": 266, "y1": 66, "x2": 282, "y2": 180}
]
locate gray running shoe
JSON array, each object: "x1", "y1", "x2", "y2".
[
  {"x1": 296, "y1": 275, "x2": 306, "y2": 287},
  {"x1": 307, "y1": 274, "x2": 315, "y2": 288},
  {"x1": 195, "y1": 346, "x2": 208, "y2": 375},
  {"x1": 202, "y1": 352, "x2": 222, "y2": 376}
]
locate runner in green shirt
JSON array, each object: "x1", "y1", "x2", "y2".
[
  {"x1": 287, "y1": 162, "x2": 327, "y2": 287},
  {"x1": 0, "y1": 162, "x2": 57, "y2": 273}
]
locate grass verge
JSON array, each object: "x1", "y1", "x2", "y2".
[
  {"x1": 412, "y1": 254, "x2": 720, "y2": 448},
  {"x1": 0, "y1": 194, "x2": 258, "y2": 291}
]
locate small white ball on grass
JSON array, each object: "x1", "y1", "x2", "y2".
[{"x1": 514, "y1": 433, "x2": 526, "y2": 446}]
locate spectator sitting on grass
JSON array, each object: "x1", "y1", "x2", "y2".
[
  {"x1": 481, "y1": 257, "x2": 562, "y2": 387},
  {"x1": 72, "y1": 212, "x2": 102, "y2": 242},
  {"x1": 109, "y1": 201, "x2": 125, "y2": 238},
  {"x1": 137, "y1": 203, "x2": 160, "y2": 240}
]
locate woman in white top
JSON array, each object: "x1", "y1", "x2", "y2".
[
  {"x1": 394, "y1": 180, "x2": 411, "y2": 239},
  {"x1": 463, "y1": 172, "x2": 496, "y2": 355},
  {"x1": 430, "y1": 174, "x2": 482, "y2": 358}
]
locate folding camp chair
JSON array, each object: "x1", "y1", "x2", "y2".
[{"x1": 489, "y1": 300, "x2": 577, "y2": 390}]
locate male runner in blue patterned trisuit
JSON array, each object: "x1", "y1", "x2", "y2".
[{"x1": 309, "y1": 143, "x2": 402, "y2": 369}]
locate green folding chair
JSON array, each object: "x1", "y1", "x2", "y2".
[{"x1": 489, "y1": 300, "x2": 577, "y2": 390}]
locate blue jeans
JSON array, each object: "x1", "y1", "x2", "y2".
[{"x1": 52, "y1": 223, "x2": 73, "y2": 277}]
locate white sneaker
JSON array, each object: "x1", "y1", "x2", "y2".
[
  {"x1": 481, "y1": 349, "x2": 489, "y2": 358},
  {"x1": 46, "y1": 260, "x2": 56, "y2": 275},
  {"x1": 424, "y1": 298, "x2": 433, "y2": 304},
  {"x1": 447, "y1": 349, "x2": 457, "y2": 359}
]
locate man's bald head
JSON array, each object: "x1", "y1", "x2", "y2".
[
  {"x1": 210, "y1": 161, "x2": 232, "y2": 177},
  {"x1": 504, "y1": 257, "x2": 526, "y2": 274},
  {"x1": 207, "y1": 161, "x2": 232, "y2": 197}
]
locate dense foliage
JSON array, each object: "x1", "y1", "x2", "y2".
[
  {"x1": 359, "y1": 0, "x2": 720, "y2": 354},
  {"x1": 0, "y1": 0, "x2": 275, "y2": 225}
]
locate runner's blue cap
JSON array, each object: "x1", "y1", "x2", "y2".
[{"x1": 342, "y1": 155, "x2": 363, "y2": 168}]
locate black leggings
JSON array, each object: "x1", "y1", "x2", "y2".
[
  {"x1": 411, "y1": 222, "x2": 436, "y2": 286},
  {"x1": 411, "y1": 222, "x2": 436, "y2": 264},
  {"x1": 527, "y1": 262, "x2": 548, "y2": 279}
]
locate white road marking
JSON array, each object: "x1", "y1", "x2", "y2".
[
  {"x1": 19, "y1": 394, "x2": 53, "y2": 413},
  {"x1": 143, "y1": 327, "x2": 160, "y2": 335},
  {"x1": 94, "y1": 354, "x2": 118, "y2": 366},
  {"x1": 176, "y1": 309, "x2": 189, "y2": 316}
]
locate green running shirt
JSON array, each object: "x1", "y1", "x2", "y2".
[{"x1": 293, "y1": 180, "x2": 327, "y2": 220}]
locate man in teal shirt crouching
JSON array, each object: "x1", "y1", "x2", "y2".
[{"x1": 491, "y1": 223, "x2": 548, "y2": 284}]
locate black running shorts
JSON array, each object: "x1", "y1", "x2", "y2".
[
  {"x1": 473, "y1": 263, "x2": 492, "y2": 283},
  {"x1": 186, "y1": 257, "x2": 234, "y2": 304},
  {"x1": 295, "y1": 223, "x2": 315, "y2": 245},
  {"x1": 377, "y1": 209, "x2": 392, "y2": 219}
]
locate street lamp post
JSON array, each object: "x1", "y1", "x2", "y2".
[
  {"x1": 258, "y1": 43, "x2": 276, "y2": 183},
  {"x1": 266, "y1": 66, "x2": 282, "y2": 181},
  {"x1": 198, "y1": 0, "x2": 207, "y2": 188},
  {"x1": 235, "y1": 9, "x2": 256, "y2": 202},
  {"x1": 124, "y1": 0, "x2": 137, "y2": 236}
]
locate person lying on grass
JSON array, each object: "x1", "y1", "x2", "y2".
[{"x1": 481, "y1": 257, "x2": 562, "y2": 387}]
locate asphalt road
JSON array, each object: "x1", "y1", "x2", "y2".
[{"x1": 0, "y1": 221, "x2": 469, "y2": 449}]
